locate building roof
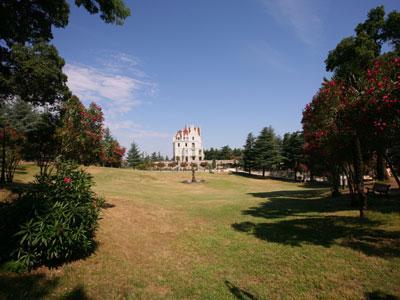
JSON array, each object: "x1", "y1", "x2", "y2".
[{"x1": 175, "y1": 125, "x2": 201, "y2": 138}]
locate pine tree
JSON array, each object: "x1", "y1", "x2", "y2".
[
  {"x1": 254, "y1": 126, "x2": 282, "y2": 177},
  {"x1": 282, "y1": 131, "x2": 304, "y2": 180},
  {"x1": 126, "y1": 141, "x2": 142, "y2": 168},
  {"x1": 243, "y1": 133, "x2": 256, "y2": 174},
  {"x1": 150, "y1": 152, "x2": 158, "y2": 162}
]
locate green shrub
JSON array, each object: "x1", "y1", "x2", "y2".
[{"x1": 14, "y1": 161, "x2": 104, "y2": 269}]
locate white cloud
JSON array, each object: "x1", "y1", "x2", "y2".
[
  {"x1": 64, "y1": 51, "x2": 167, "y2": 153},
  {"x1": 64, "y1": 63, "x2": 143, "y2": 115},
  {"x1": 260, "y1": 0, "x2": 324, "y2": 46},
  {"x1": 106, "y1": 120, "x2": 170, "y2": 153}
]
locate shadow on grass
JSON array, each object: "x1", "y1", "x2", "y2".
[
  {"x1": 0, "y1": 273, "x2": 59, "y2": 300},
  {"x1": 366, "y1": 291, "x2": 399, "y2": 299},
  {"x1": 101, "y1": 202, "x2": 115, "y2": 209},
  {"x1": 232, "y1": 189, "x2": 400, "y2": 258},
  {"x1": 225, "y1": 280, "x2": 258, "y2": 300},
  {"x1": 61, "y1": 284, "x2": 90, "y2": 300},
  {"x1": 246, "y1": 190, "x2": 400, "y2": 218}
]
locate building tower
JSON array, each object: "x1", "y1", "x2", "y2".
[{"x1": 173, "y1": 125, "x2": 203, "y2": 163}]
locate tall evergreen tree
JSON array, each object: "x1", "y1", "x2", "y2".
[
  {"x1": 243, "y1": 133, "x2": 256, "y2": 174},
  {"x1": 282, "y1": 131, "x2": 304, "y2": 180},
  {"x1": 126, "y1": 141, "x2": 142, "y2": 168},
  {"x1": 254, "y1": 127, "x2": 282, "y2": 177}
]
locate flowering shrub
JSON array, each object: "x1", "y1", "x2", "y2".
[{"x1": 14, "y1": 161, "x2": 104, "y2": 269}]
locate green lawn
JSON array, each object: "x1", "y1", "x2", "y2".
[{"x1": 1, "y1": 165, "x2": 400, "y2": 299}]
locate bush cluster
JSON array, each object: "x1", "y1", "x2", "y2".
[{"x1": 13, "y1": 162, "x2": 103, "y2": 269}]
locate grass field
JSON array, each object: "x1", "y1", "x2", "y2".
[{"x1": 1, "y1": 165, "x2": 400, "y2": 299}]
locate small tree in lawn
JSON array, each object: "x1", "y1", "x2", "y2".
[{"x1": 126, "y1": 141, "x2": 142, "y2": 168}]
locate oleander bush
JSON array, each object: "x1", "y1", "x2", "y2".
[{"x1": 13, "y1": 161, "x2": 103, "y2": 270}]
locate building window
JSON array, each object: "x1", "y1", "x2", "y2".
[
  {"x1": 192, "y1": 156, "x2": 195, "y2": 160},
  {"x1": 178, "y1": 143, "x2": 180, "y2": 147},
  {"x1": 192, "y1": 143, "x2": 195, "y2": 147},
  {"x1": 199, "y1": 157, "x2": 202, "y2": 160},
  {"x1": 185, "y1": 143, "x2": 187, "y2": 147},
  {"x1": 192, "y1": 137, "x2": 194, "y2": 140},
  {"x1": 185, "y1": 157, "x2": 188, "y2": 162},
  {"x1": 199, "y1": 150, "x2": 202, "y2": 155}
]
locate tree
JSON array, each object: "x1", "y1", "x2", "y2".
[
  {"x1": 82, "y1": 102, "x2": 104, "y2": 165},
  {"x1": 254, "y1": 126, "x2": 282, "y2": 177},
  {"x1": 57, "y1": 96, "x2": 87, "y2": 162},
  {"x1": 24, "y1": 111, "x2": 61, "y2": 176},
  {"x1": 282, "y1": 131, "x2": 304, "y2": 180},
  {"x1": 1, "y1": 0, "x2": 130, "y2": 107},
  {"x1": 150, "y1": 152, "x2": 158, "y2": 162},
  {"x1": 220, "y1": 145, "x2": 233, "y2": 160},
  {"x1": 2, "y1": 43, "x2": 70, "y2": 106},
  {"x1": 242, "y1": 133, "x2": 256, "y2": 174},
  {"x1": 126, "y1": 141, "x2": 142, "y2": 168},
  {"x1": 0, "y1": 99, "x2": 40, "y2": 185},
  {"x1": 101, "y1": 128, "x2": 125, "y2": 168}
]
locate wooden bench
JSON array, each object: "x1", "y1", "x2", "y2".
[{"x1": 366, "y1": 183, "x2": 391, "y2": 197}]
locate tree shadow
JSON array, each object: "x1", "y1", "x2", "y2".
[
  {"x1": 232, "y1": 216, "x2": 400, "y2": 257},
  {"x1": 61, "y1": 284, "x2": 91, "y2": 300},
  {"x1": 246, "y1": 189, "x2": 400, "y2": 218},
  {"x1": 366, "y1": 291, "x2": 399, "y2": 299},
  {"x1": 232, "y1": 189, "x2": 400, "y2": 258},
  {"x1": 245, "y1": 190, "x2": 348, "y2": 219},
  {"x1": 225, "y1": 280, "x2": 258, "y2": 300},
  {"x1": 101, "y1": 202, "x2": 115, "y2": 209},
  {"x1": 0, "y1": 273, "x2": 59, "y2": 300}
]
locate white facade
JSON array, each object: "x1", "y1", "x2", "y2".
[{"x1": 173, "y1": 125, "x2": 204, "y2": 163}]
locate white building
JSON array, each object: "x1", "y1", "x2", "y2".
[{"x1": 173, "y1": 125, "x2": 204, "y2": 162}]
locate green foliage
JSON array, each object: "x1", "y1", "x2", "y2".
[
  {"x1": 14, "y1": 161, "x2": 103, "y2": 269},
  {"x1": 242, "y1": 133, "x2": 256, "y2": 173},
  {"x1": 282, "y1": 131, "x2": 304, "y2": 171},
  {"x1": 126, "y1": 141, "x2": 142, "y2": 168},
  {"x1": 1, "y1": 0, "x2": 130, "y2": 105},
  {"x1": 325, "y1": 6, "x2": 400, "y2": 81},
  {"x1": 101, "y1": 128, "x2": 125, "y2": 167},
  {"x1": 8, "y1": 43, "x2": 69, "y2": 105},
  {"x1": 254, "y1": 126, "x2": 282, "y2": 173},
  {"x1": 204, "y1": 146, "x2": 242, "y2": 160}
]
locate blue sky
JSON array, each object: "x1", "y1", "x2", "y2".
[{"x1": 53, "y1": 0, "x2": 400, "y2": 156}]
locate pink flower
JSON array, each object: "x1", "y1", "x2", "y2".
[{"x1": 63, "y1": 177, "x2": 72, "y2": 184}]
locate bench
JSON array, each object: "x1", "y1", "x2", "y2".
[{"x1": 366, "y1": 183, "x2": 391, "y2": 197}]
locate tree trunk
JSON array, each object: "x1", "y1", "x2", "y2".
[
  {"x1": 0, "y1": 126, "x2": 6, "y2": 187},
  {"x1": 353, "y1": 136, "x2": 366, "y2": 218},
  {"x1": 262, "y1": 167, "x2": 265, "y2": 178},
  {"x1": 376, "y1": 148, "x2": 386, "y2": 181},
  {"x1": 331, "y1": 166, "x2": 341, "y2": 197},
  {"x1": 344, "y1": 164, "x2": 356, "y2": 207},
  {"x1": 384, "y1": 154, "x2": 400, "y2": 188}
]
